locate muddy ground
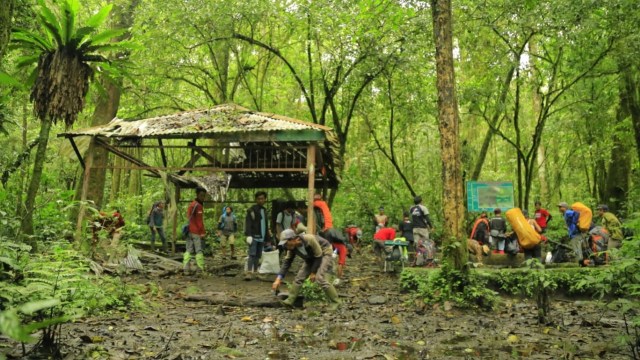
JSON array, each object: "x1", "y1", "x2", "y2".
[{"x1": 2, "y1": 248, "x2": 632, "y2": 360}]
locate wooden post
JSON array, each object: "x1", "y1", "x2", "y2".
[
  {"x1": 172, "y1": 186, "x2": 180, "y2": 254},
  {"x1": 306, "y1": 144, "x2": 316, "y2": 234},
  {"x1": 75, "y1": 139, "x2": 95, "y2": 242}
]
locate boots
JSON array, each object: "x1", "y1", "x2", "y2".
[
  {"x1": 183, "y1": 252, "x2": 192, "y2": 275},
  {"x1": 195, "y1": 253, "x2": 205, "y2": 274},
  {"x1": 324, "y1": 285, "x2": 342, "y2": 311},
  {"x1": 281, "y1": 284, "x2": 301, "y2": 307}
]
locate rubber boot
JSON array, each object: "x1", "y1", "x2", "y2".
[
  {"x1": 195, "y1": 253, "x2": 205, "y2": 274},
  {"x1": 324, "y1": 285, "x2": 342, "y2": 311},
  {"x1": 183, "y1": 252, "x2": 192, "y2": 275},
  {"x1": 281, "y1": 284, "x2": 301, "y2": 307}
]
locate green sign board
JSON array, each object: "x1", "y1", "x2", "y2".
[{"x1": 466, "y1": 181, "x2": 514, "y2": 212}]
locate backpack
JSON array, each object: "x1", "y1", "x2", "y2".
[
  {"x1": 410, "y1": 205, "x2": 428, "y2": 228},
  {"x1": 505, "y1": 236, "x2": 520, "y2": 255},
  {"x1": 588, "y1": 226, "x2": 609, "y2": 265},
  {"x1": 313, "y1": 206, "x2": 325, "y2": 231}
]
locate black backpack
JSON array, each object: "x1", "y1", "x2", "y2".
[{"x1": 314, "y1": 206, "x2": 325, "y2": 230}]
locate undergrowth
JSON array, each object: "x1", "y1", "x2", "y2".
[{"x1": 0, "y1": 238, "x2": 146, "y2": 358}]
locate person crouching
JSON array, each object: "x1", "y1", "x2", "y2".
[{"x1": 272, "y1": 229, "x2": 342, "y2": 311}]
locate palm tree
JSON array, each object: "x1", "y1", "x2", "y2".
[{"x1": 11, "y1": 0, "x2": 133, "y2": 239}]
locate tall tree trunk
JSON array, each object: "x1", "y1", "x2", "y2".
[
  {"x1": 85, "y1": 79, "x2": 121, "y2": 209},
  {"x1": 603, "y1": 76, "x2": 633, "y2": 213},
  {"x1": 15, "y1": 102, "x2": 28, "y2": 216},
  {"x1": 73, "y1": 0, "x2": 138, "y2": 209},
  {"x1": 431, "y1": 0, "x2": 466, "y2": 270},
  {"x1": 0, "y1": 0, "x2": 13, "y2": 61},
  {"x1": 621, "y1": 69, "x2": 640, "y2": 161},
  {"x1": 110, "y1": 155, "x2": 122, "y2": 203},
  {"x1": 20, "y1": 119, "x2": 53, "y2": 242},
  {"x1": 529, "y1": 40, "x2": 548, "y2": 203}
]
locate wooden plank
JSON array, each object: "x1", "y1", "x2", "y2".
[
  {"x1": 158, "y1": 139, "x2": 168, "y2": 168},
  {"x1": 69, "y1": 137, "x2": 85, "y2": 169}
]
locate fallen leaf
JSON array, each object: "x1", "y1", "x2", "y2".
[
  {"x1": 507, "y1": 334, "x2": 519, "y2": 344},
  {"x1": 263, "y1": 316, "x2": 273, "y2": 323},
  {"x1": 241, "y1": 316, "x2": 253, "y2": 322},
  {"x1": 184, "y1": 318, "x2": 199, "y2": 325},
  {"x1": 391, "y1": 315, "x2": 401, "y2": 324}
]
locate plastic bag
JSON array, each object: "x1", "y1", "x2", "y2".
[{"x1": 258, "y1": 250, "x2": 280, "y2": 274}]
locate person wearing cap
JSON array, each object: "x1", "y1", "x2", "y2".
[
  {"x1": 558, "y1": 202, "x2": 584, "y2": 263},
  {"x1": 271, "y1": 229, "x2": 342, "y2": 311},
  {"x1": 534, "y1": 201, "x2": 552, "y2": 233},
  {"x1": 374, "y1": 207, "x2": 388, "y2": 233},
  {"x1": 409, "y1": 196, "x2": 435, "y2": 266},
  {"x1": 596, "y1": 204, "x2": 623, "y2": 249}
]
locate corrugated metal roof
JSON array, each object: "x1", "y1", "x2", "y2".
[{"x1": 61, "y1": 104, "x2": 332, "y2": 138}]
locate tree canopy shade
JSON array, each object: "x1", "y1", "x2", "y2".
[{"x1": 58, "y1": 104, "x2": 341, "y2": 190}]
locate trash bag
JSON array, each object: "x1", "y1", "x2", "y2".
[{"x1": 258, "y1": 250, "x2": 280, "y2": 274}]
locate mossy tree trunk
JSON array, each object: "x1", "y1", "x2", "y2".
[
  {"x1": 0, "y1": 0, "x2": 13, "y2": 61},
  {"x1": 431, "y1": 0, "x2": 466, "y2": 269},
  {"x1": 20, "y1": 119, "x2": 53, "y2": 244}
]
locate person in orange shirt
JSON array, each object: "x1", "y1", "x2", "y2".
[{"x1": 313, "y1": 193, "x2": 333, "y2": 233}]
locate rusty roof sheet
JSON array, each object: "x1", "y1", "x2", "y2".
[{"x1": 61, "y1": 104, "x2": 332, "y2": 138}]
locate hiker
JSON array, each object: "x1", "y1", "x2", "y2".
[
  {"x1": 596, "y1": 204, "x2": 623, "y2": 249},
  {"x1": 374, "y1": 206, "x2": 388, "y2": 232},
  {"x1": 271, "y1": 229, "x2": 341, "y2": 311},
  {"x1": 489, "y1": 208, "x2": 507, "y2": 254},
  {"x1": 373, "y1": 224, "x2": 397, "y2": 258},
  {"x1": 409, "y1": 196, "x2": 435, "y2": 266},
  {"x1": 148, "y1": 201, "x2": 167, "y2": 253},
  {"x1": 345, "y1": 225, "x2": 363, "y2": 252},
  {"x1": 558, "y1": 202, "x2": 584, "y2": 264},
  {"x1": 276, "y1": 202, "x2": 295, "y2": 239},
  {"x1": 245, "y1": 191, "x2": 270, "y2": 280},
  {"x1": 522, "y1": 209, "x2": 543, "y2": 261},
  {"x1": 399, "y1": 213, "x2": 414, "y2": 251},
  {"x1": 184, "y1": 187, "x2": 207, "y2": 275},
  {"x1": 467, "y1": 238, "x2": 489, "y2": 266},
  {"x1": 217, "y1": 206, "x2": 238, "y2": 260},
  {"x1": 470, "y1": 212, "x2": 490, "y2": 245},
  {"x1": 313, "y1": 193, "x2": 333, "y2": 235},
  {"x1": 323, "y1": 228, "x2": 350, "y2": 284},
  {"x1": 534, "y1": 201, "x2": 552, "y2": 233}
]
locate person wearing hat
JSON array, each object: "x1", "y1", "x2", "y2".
[
  {"x1": 558, "y1": 202, "x2": 584, "y2": 263},
  {"x1": 271, "y1": 229, "x2": 342, "y2": 311},
  {"x1": 596, "y1": 204, "x2": 623, "y2": 249},
  {"x1": 374, "y1": 206, "x2": 388, "y2": 233},
  {"x1": 409, "y1": 196, "x2": 435, "y2": 266}
]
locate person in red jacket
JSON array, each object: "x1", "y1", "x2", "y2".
[
  {"x1": 184, "y1": 187, "x2": 207, "y2": 275},
  {"x1": 373, "y1": 225, "x2": 397, "y2": 258}
]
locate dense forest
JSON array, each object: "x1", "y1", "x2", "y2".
[{"x1": 1, "y1": 0, "x2": 639, "y2": 359}]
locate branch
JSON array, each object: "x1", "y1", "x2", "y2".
[{"x1": 231, "y1": 32, "x2": 316, "y2": 122}]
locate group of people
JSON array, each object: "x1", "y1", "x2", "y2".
[
  {"x1": 170, "y1": 188, "x2": 348, "y2": 311},
  {"x1": 371, "y1": 196, "x2": 436, "y2": 267},
  {"x1": 466, "y1": 200, "x2": 624, "y2": 266}
]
